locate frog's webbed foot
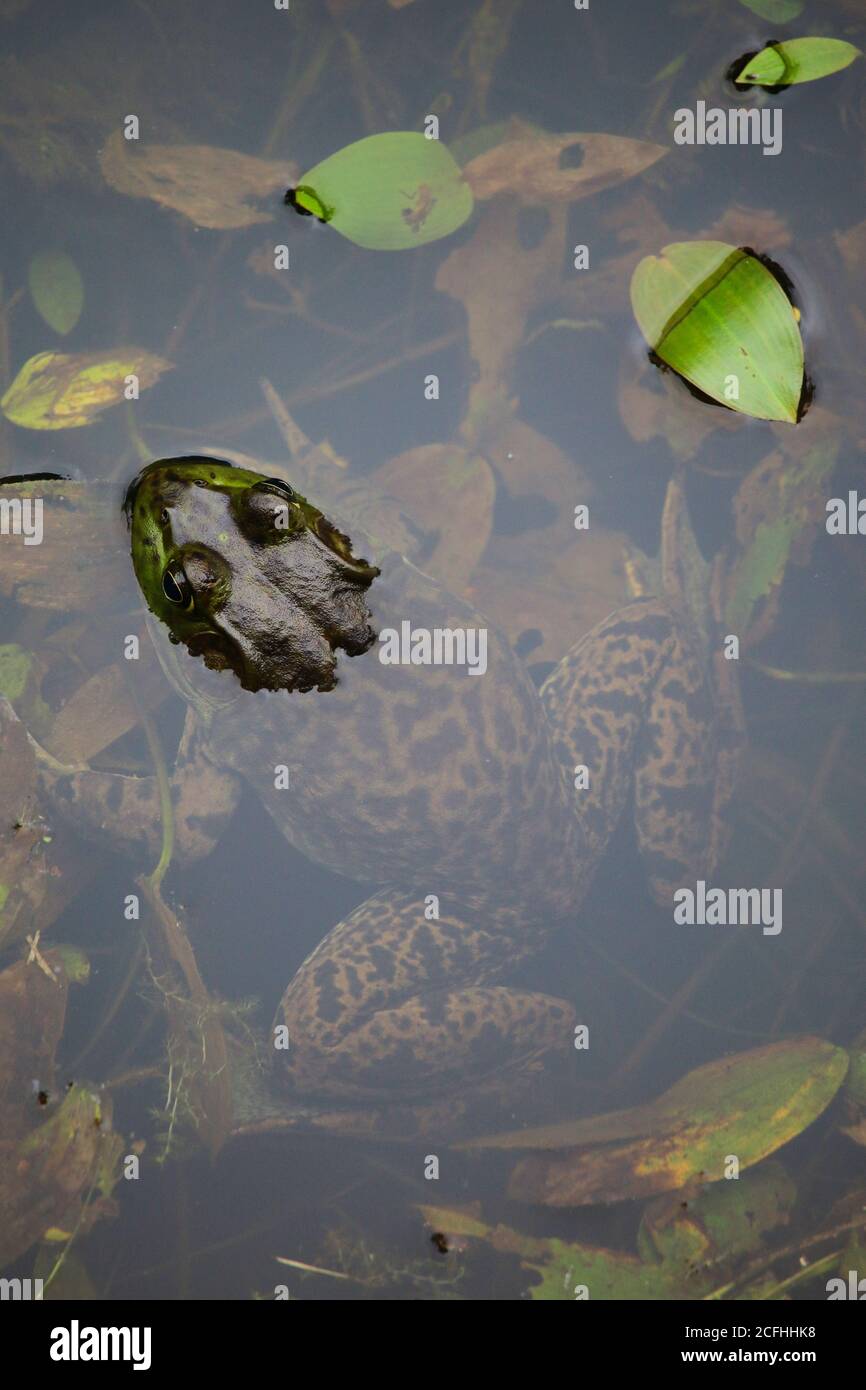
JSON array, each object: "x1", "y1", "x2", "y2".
[
  {"x1": 276, "y1": 888, "x2": 575, "y2": 1102},
  {"x1": 542, "y1": 597, "x2": 722, "y2": 905}
]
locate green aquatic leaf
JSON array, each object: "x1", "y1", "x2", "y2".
[
  {"x1": 296, "y1": 132, "x2": 473, "y2": 250},
  {"x1": 1, "y1": 348, "x2": 172, "y2": 429},
  {"x1": 737, "y1": 0, "x2": 803, "y2": 21},
  {"x1": 422, "y1": 1167, "x2": 795, "y2": 1300},
  {"x1": 725, "y1": 441, "x2": 837, "y2": 632},
  {"x1": 735, "y1": 38, "x2": 861, "y2": 87},
  {"x1": 737, "y1": 48, "x2": 787, "y2": 86},
  {"x1": 637, "y1": 1163, "x2": 796, "y2": 1271},
  {"x1": 630, "y1": 241, "x2": 804, "y2": 423},
  {"x1": 27, "y1": 250, "x2": 84, "y2": 335},
  {"x1": 0, "y1": 644, "x2": 34, "y2": 702},
  {"x1": 463, "y1": 1038, "x2": 847, "y2": 1207},
  {"x1": 726, "y1": 515, "x2": 798, "y2": 631}
]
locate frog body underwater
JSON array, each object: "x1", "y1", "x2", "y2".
[{"x1": 50, "y1": 447, "x2": 730, "y2": 1110}]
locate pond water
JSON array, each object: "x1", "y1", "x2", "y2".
[{"x1": 1, "y1": 0, "x2": 865, "y2": 1302}]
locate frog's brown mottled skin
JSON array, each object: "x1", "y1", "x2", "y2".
[
  {"x1": 45, "y1": 455, "x2": 728, "y2": 1111},
  {"x1": 266, "y1": 586, "x2": 716, "y2": 1101}
]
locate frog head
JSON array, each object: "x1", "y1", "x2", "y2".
[{"x1": 124, "y1": 457, "x2": 380, "y2": 694}]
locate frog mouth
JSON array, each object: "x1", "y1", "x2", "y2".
[
  {"x1": 185, "y1": 614, "x2": 342, "y2": 695},
  {"x1": 185, "y1": 628, "x2": 245, "y2": 681}
]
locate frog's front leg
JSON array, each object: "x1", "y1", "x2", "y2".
[
  {"x1": 277, "y1": 888, "x2": 575, "y2": 1100},
  {"x1": 38, "y1": 710, "x2": 242, "y2": 863},
  {"x1": 541, "y1": 597, "x2": 721, "y2": 904}
]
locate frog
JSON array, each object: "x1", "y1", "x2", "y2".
[{"x1": 41, "y1": 433, "x2": 736, "y2": 1119}]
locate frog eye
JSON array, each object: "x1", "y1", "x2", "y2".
[
  {"x1": 258, "y1": 478, "x2": 297, "y2": 501},
  {"x1": 162, "y1": 564, "x2": 192, "y2": 608}
]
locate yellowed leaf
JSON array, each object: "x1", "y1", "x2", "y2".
[
  {"x1": 460, "y1": 1039, "x2": 848, "y2": 1207},
  {"x1": 1, "y1": 349, "x2": 171, "y2": 429}
]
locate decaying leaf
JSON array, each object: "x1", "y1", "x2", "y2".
[
  {"x1": 470, "y1": 530, "x2": 629, "y2": 667},
  {"x1": 436, "y1": 199, "x2": 565, "y2": 412},
  {"x1": 1, "y1": 348, "x2": 172, "y2": 429},
  {"x1": 0, "y1": 949, "x2": 121, "y2": 1269},
  {"x1": 421, "y1": 1164, "x2": 795, "y2": 1299},
  {"x1": 40, "y1": 654, "x2": 169, "y2": 766},
  {"x1": 0, "y1": 694, "x2": 107, "y2": 952},
  {"x1": 835, "y1": 216, "x2": 866, "y2": 276},
  {"x1": 0, "y1": 697, "x2": 48, "y2": 951},
  {"x1": 100, "y1": 130, "x2": 293, "y2": 230},
  {"x1": 618, "y1": 351, "x2": 739, "y2": 462},
  {"x1": 459, "y1": 1038, "x2": 848, "y2": 1207},
  {"x1": 840, "y1": 1030, "x2": 866, "y2": 1147},
  {"x1": 637, "y1": 1161, "x2": 796, "y2": 1275},
  {"x1": 462, "y1": 119, "x2": 667, "y2": 204},
  {"x1": 372, "y1": 445, "x2": 495, "y2": 591},
  {"x1": 0, "y1": 479, "x2": 125, "y2": 610}
]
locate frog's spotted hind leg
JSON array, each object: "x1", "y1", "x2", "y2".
[
  {"x1": 277, "y1": 888, "x2": 575, "y2": 1101},
  {"x1": 541, "y1": 598, "x2": 718, "y2": 904}
]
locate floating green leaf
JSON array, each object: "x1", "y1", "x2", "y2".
[
  {"x1": 737, "y1": 0, "x2": 803, "y2": 21},
  {"x1": 737, "y1": 48, "x2": 788, "y2": 86},
  {"x1": 295, "y1": 132, "x2": 473, "y2": 250},
  {"x1": 28, "y1": 250, "x2": 84, "y2": 335},
  {"x1": 1, "y1": 348, "x2": 172, "y2": 429},
  {"x1": 290, "y1": 185, "x2": 334, "y2": 222},
  {"x1": 630, "y1": 241, "x2": 804, "y2": 423},
  {"x1": 736, "y1": 38, "x2": 861, "y2": 87}
]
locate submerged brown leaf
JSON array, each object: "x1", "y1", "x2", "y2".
[
  {"x1": 470, "y1": 530, "x2": 628, "y2": 666},
  {"x1": 0, "y1": 949, "x2": 120, "y2": 1269},
  {"x1": 618, "y1": 352, "x2": 739, "y2": 462},
  {"x1": 40, "y1": 652, "x2": 168, "y2": 766},
  {"x1": 0, "y1": 698, "x2": 48, "y2": 950},
  {"x1": 100, "y1": 130, "x2": 294, "y2": 230},
  {"x1": 462, "y1": 120, "x2": 667, "y2": 204},
  {"x1": 0, "y1": 479, "x2": 125, "y2": 609},
  {"x1": 436, "y1": 198, "x2": 565, "y2": 414},
  {"x1": 372, "y1": 445, "x2": 495, "y2": 590}
]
